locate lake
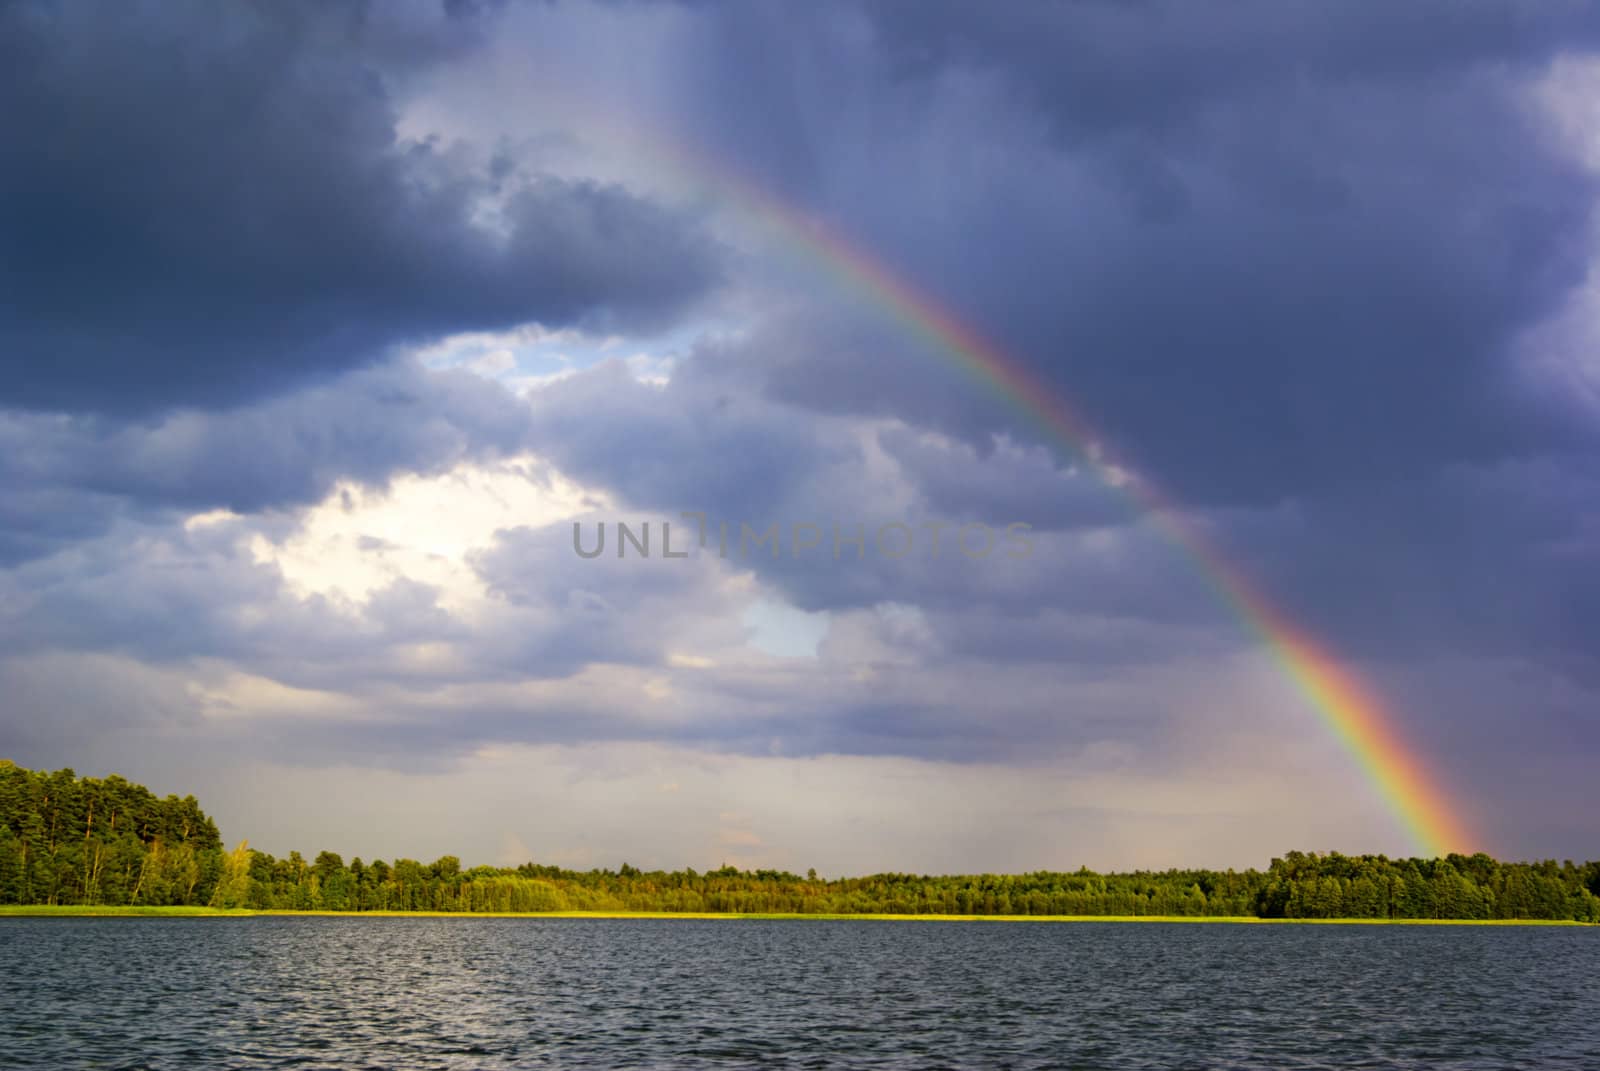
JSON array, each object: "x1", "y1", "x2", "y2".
[{"x1": 1, "y1": 918, "x2": 1595, "y2": 1068}]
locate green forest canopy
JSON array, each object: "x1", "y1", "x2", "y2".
[{"x1": 3, "y1": 761, "x2": 1596, "y2": 920}]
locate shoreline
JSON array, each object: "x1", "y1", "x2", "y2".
[{"x1": 0, "y1": 905, "x2": 1589, "y2": 925}]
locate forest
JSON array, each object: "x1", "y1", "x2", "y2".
[{"x1": 3, "y1": 761, "x2": 1597, "y2": 920}]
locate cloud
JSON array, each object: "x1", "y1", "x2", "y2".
[
  {"x1": 0, "y1": 0, "x2": 721, "y2": 414},
  {"x1": 875, "y1": 427, "x2": 1131, "y2": 532},
  {"x1": 522, "y1": 356, "x2": 864, "y2": 522},
  {"x1": 862, "y1": 1, "x2": 1600, "y2": 138},
  {"x1": 640, "y1": 1, "x2": 1600, "y2": 507},
  {"x1": 0, "y1": 358, "x2": 534, "y2": 564}
]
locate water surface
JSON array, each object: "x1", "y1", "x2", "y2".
[{"x1": 1, "y1": 918, "x2": 1595, "y2": 1068}]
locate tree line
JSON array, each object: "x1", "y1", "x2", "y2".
[
  {"x1": 4, "y1": 762, "x2": 1597, "y2": 920},
  {"x1": 0, "y1": 761, "x2": 222, "y2": 907}
]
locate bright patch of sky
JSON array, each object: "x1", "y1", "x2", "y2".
[
  {"x1": 741, "y1": 598, "x2": 831, "y2": 658},
  {"x1": 414, "y1": 322, "x2": 711, "y2": 393},
  {"x1": 245, "y1": 454, "x2": 597, "y2": 615}
]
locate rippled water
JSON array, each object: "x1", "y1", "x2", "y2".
[{"x1": 1, "y1": 918, "x2": 1595, "y2": 1069}]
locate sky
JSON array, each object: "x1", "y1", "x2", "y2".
[{"x1": 2, "y1": 0, "x2": 1598, "y2": 875}]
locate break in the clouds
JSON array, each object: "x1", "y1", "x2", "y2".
[{"x1": 1, "y1": 0, "x2": 1598, "y2": 872}]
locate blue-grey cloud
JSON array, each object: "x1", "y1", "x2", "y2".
[
  {"x1": 0, "y1": 0, "x2": 720, "y2": 414},
  {"x1": 651, "y1": 0, "x2": 1600, "y2": 507},
  {"x1": 0, "y1": 359, "x2": 532, "y2": 563}
]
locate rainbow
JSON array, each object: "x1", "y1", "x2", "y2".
[{"x1": 579, "y1": 122, "x2": 1474, "y2": 857}]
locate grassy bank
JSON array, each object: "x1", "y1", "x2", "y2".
[
  {"x1": 1, "y1": 905, "x2": 1589, "y2": 924},
  {"x1": 0, "y1": 904, "x2": 257, "y2": 917}
]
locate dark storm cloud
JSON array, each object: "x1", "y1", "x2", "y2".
[
  {"x1": 0, "y1": 0, "x2": 719, "y2": 414},
  {"x1": 864, "y1": 1, "x2": 1600, "y2": 136},
  {"x1": 659, "y1": 0, "x2": 1600, "y2": 507}
]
